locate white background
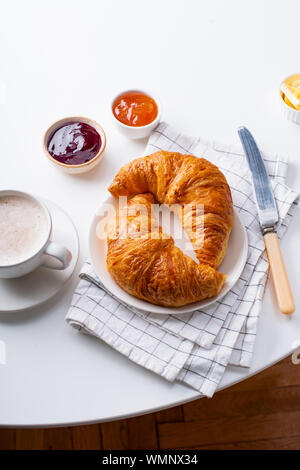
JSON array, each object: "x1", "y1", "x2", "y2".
[{"x1": 0, "y1": 0, "x2": 300, "y2": 426}]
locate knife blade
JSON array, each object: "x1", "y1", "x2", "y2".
[
  {"x1": 238, "y1": 126, "x2": 294, "y2": 314},
  {"x1": 238, "y1": 126, "x2": 278, "y2": 233}
]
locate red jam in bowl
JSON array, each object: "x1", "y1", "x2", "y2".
[
  {"x1": 112, "y1": 91, "x2": 158, "y2": 127},
  {"x1": 47, "y1": 121, "x2": 101, "y2": 165}
]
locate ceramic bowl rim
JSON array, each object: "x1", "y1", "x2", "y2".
[
  {"x1": 43, "y1": 116, "x2": 107, "y2": 169},
  {"x1": 111, "y1": 89, "x2": 161, "y2": 130}
]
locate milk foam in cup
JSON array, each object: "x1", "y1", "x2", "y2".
[
  {"x1": 0, "y1": 190, "x2": 72, "y2": 278},
  {"x1": 0, "y1": 195, "x2": 49, "y2": 265}
]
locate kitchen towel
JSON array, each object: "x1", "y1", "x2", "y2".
[{"x1": 66, "y1": 122, "x2": 299, "y2": 397}]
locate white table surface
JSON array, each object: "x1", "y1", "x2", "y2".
[{"x1": 1, "y1": 0, "x2": 300, "y2": 427}]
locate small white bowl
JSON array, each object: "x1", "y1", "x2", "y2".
[
  {"x1": 43, "y1": 116, "x2": 106, "y2": 174},
  {"x1": 279, "y1": 74, "x2": 300, "y2": 125},
  {"x1": 111, "y1": 89, "x2": 161, "y2": 139}
]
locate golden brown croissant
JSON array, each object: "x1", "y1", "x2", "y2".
[
  {"x1": 106, "y1": 193, "x2": 226, "y2": 307},
  {"x1": 108, "y1": 151, "x2": 233, "y2": 268}
]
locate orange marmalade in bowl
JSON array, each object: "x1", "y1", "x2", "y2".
[{"x1": 112, "y1": 91, "x2": 158, "y2": 127}]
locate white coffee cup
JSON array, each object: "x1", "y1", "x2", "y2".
[{"x1": 0, "y1": 190, "x2": 72, "y2": 279}]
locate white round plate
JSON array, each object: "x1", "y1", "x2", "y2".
[
  {"x1": 0, "y1": 199, "x2": 79, "y2": 312},
  {"x1": 89, "y1": 195, "x2": 248, "y2": 315}
]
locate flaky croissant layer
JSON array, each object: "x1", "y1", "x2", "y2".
[
  {"x1": 106, "y1": 194, "x2": 226, "y2": 307},
  {"x1": 106, "y1": 151, "x2": 233, "y2": 307},
  {"x1": 108, "y1": 151, "x2": 233, "y2": 269}
]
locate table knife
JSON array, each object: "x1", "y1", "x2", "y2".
[{"x1": 238, "y1": 126, "x2": 295, "y2": 314}]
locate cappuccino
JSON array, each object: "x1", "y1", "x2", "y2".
[{"x1": 0, "y1": 195, "x2": 49, "y2": 266}]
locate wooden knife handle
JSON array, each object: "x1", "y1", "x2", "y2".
[{"x1": 264, "y1": 232, "x2": 295, "y2": 314}]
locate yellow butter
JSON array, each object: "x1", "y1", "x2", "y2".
[
  {"x1": 281, "y1": 74, "x2": 300, "y2": 110},
  {"x1": 283, "y1": 94, "x2": 296, "y2": 109}
]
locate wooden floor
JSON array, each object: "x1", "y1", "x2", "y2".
[{"x1": 1, "y1": 356, "x2": 300, "y2": 450}]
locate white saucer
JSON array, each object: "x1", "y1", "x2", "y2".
[
  {"x1": 89, "y1": 195, "x2": 248, "y2": 315},
  {"x1": 0, "y1": 199, "x2": 79, "y2": 312}
]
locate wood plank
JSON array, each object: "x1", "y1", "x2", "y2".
[
  {"x1": 44, "y1": 427, "x2": 72, "y2": 450},
  {"x1": 184, "y1": 435, "x2": 300, "y2": 450},
  {"x1": 227, "y1": 356, "x2": 299, "y2": 392},
  {"x1": 15, "y1": 429, "x2": 44, "y2": 450},
  {"x1": 155, "y1": 405, "x2": 183, "y2": 424},
  {"x1": 101, "y1": 419, "x2": 129, "y2": 450},
  {"x1": 72, "y1": 424, "x2": 101, "y2": 450},
  {"x1": 158, "y1": 410, "x2": 300, "y2": 449},
  {"x1": 128, "y1": 414, "x2": 158, "y2": 450},
  {"x1": 0, "y1": 429, "x2": 15, "y2": 450},
  {"x1": 184, "y1": 385, "x2": 300, "y2": 421}
]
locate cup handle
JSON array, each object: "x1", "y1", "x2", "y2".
[{"x1": 42, "y1": 241, "x2": 72, "y2": 270}]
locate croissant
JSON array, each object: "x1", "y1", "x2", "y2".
[
  {"x1": 108, "y1": 151, "x2": 233, "y2": 269},
  {"x1": 106, "y1": 193, "x2": 226, "y2": 307}
]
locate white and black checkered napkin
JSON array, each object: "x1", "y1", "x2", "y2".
[{"x1": 66, "y1": 123, "x2": 299, "y2": 397}]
